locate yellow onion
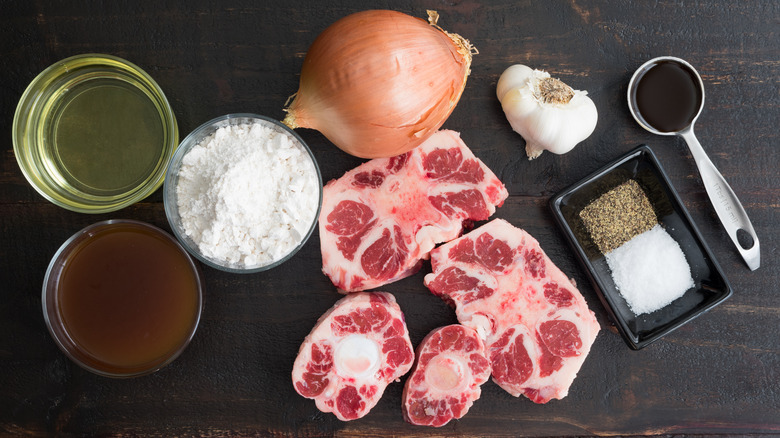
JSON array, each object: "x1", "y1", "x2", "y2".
[{"x1": 283, "y1": 10, "x2": 475, "y2": 159}]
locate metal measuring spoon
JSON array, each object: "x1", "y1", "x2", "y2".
[{"x1": 627, "y1": 56, "x2": 760, "y2": 271}]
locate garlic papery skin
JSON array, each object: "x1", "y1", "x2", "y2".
[{"x1": 497, "y1": 64, "x2": 598, "y2": 160}]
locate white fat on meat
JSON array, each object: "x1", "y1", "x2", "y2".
[
  {"x1": 424, "y1": 219, "x2": 600, "y2": 403},
  {"x1": 292, "y1": 292, "x2": 414, "y2": 421},
  {"x1": 319, "y1": 130, "x2": 508, "y2": 292}
]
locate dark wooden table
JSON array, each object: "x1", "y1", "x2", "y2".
[{"x1": 2, "y1": 1, "x2": 778, "y2": 436}]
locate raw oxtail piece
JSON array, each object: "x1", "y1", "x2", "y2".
[
  {"x1": 402, "y1": 324, "x2": 490, "y2": 427},
  {"x1": 292, "y1": 292, "x2": 414, "y2": 421},
  {"x1": 319, "y1": 130, "x2": 508, "y2": 292},
  {"x1": 423, "y1": 219, "x2": 600, "y2": 403}
]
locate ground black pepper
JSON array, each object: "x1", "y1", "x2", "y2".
[{"x1": 579, "y1": 179, "x2": 657, "y2": 253}]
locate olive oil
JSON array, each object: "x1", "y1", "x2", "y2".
[
  {"x1": 13, "y1": 54, "x2": 177, "y2": 212},
  {"x1": 57, "y1": 222, "x2": 200, "y2": 375},
  {"x1": 48, "y1": 78, "x2": 165, "y2": 195}
]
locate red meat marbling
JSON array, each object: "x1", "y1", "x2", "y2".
[
  {"x1": 402, "y1": 324, "x2": 490, "y2": 427},
  {"x1": 319, "y1": 130, "x2": 508, "y2": 292},
  {"x1": 424, "y1": 219, "x2": 600, "y2": 403},
  {"x1": 292, "y1": 292, "x2": 414, "y2": 421}
]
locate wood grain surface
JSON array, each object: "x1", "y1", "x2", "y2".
[{"x1": 1, "y1": 1, "x2": 778, "y2": 436}]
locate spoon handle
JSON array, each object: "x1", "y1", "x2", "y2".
[{"x1": 680, "y1": 130, "x2": 760, "y2": 270}]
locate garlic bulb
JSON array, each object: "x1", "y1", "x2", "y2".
[{"x1": 496, "y1": 64, "x2": 598, "y2": 160}]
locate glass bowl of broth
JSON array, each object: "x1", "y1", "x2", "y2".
[{"x1": 43, "y1": 220, "x2": 202, "y2": 377}]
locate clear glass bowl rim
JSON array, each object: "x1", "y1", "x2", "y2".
[
  {"x1": 42, "y1": 219, "x2": 203, "y2": 378},
  {"x1": 12, "y1": 53, "x2": 178, "y2": 213},
  {"x1": 163, "y1": 113, "x2": 323, "y2": 273}
]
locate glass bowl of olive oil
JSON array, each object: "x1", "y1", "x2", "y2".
[{"x1": 13, "y1": 54, "x2": 178, "y2": 213}]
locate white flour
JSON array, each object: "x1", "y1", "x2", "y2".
[{"x1": 176, "y1": 122, "x2": 320, "y2": 267}]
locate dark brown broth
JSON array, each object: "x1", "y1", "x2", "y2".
[
  {"x1": 634, "y1": 60, "x2": 703, "y2": 133},
  {"x1": 58, "y1": 223, "x2": 199, "y2": 373}
]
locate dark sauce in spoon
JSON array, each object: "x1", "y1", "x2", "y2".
[{"x1": 633, "y1": 60, "x2": 703, "y2": 133}]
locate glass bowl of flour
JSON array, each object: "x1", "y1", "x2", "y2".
[{"x1": 163, "y1": 114, "x2": 322, "y2": 273}]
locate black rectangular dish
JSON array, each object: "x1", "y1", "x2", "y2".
[{"x1": 549, "y1": 145, "x2": 732, "y2": 349}]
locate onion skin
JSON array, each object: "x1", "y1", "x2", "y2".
[{"x1": 283, "y1": 10, "x2": 474, "y2": 159}]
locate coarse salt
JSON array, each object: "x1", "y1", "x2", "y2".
[
  {"x1": 176, "y1": 122, "x2": 319, "y2": 268},
  {"x1": 605, "y1": 224, "x2": 694, "y2": 315}
]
